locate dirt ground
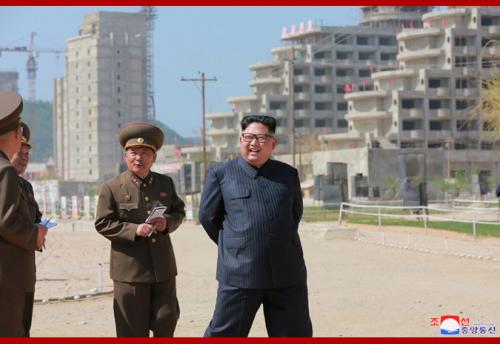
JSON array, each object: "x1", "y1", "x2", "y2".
[{"x1": 30, "y1": 220, "x2": 500, "y2": 337}]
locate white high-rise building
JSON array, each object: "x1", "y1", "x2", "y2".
[
  {"x1": 316, "y1": 7, "x2": 500, "y2": 198},
  {"x1": 0, "y1": 71, "x2": 19, "y2": 92},
  {"x1": 206, "y1": 7, "x2": 431, "y2": 161},
  {"x1": 54, "y1": 11, "x2": 148, "y2": 182}
]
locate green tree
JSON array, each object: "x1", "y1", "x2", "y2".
[
  {"x1": 431, "y1": 172, "x2": 471, "y2": 198},
  {"x1": 479, "y1": 39, "x2": 500, "y2": 142}
]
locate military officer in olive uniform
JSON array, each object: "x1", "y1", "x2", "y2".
[
  {"x1": 10, "y1": 122, "x2": 42, "y2": 337},
  {"x1": 0, "y1": 92, "x2": 48, "y2": 336},
  {"x1": 95, "y1": 121, "x2": 186, "y2": 337}
]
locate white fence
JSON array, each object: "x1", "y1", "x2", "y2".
[
  {"x1": 338, "y1": 201, "x2": 500, "y2": 237},
  {"x1": 337, "y1": 201, "x2": 500, "y2": 262}
]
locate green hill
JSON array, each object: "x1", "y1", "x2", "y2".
[
  {"x1": 154, "y1": 120, "x2": 198, "y2": 146},
  {"x1": 22, "y1": 100, "x2": 53, "y2": 163},
  {"x1": 22, "y1": 101, "x2": 193, "y2": 162}
]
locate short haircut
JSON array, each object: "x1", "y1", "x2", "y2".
[{"x1": 240, "y1": 115, "x2": 276, "y2": 133}]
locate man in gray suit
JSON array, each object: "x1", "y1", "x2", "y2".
[{"x1": 199, "y1": 114, "x2": 312, "y2": 337}]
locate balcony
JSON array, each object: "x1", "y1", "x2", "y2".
[
  {"x1": 400, "y1": 129, "x2": 424, "y2": 140},
  {"x1": 249, "y1": 77, "x2": 281, "y2": 87},
  {"x1": 345, "y1": 110, "x2": 390, "y2": 121},
  {"x1": 453, "y1": 46, "x2": 477, "y2": 56},
  {"x1": 344, "y1": 90, "x2": 390, "y2": 101},
  {"x1": 335, "y1": 59, "x2": 355, "y2": 67},
  {"x1": 400, "y1": 108, "x2": 424, "y2": 118},
  {"x1": 249, "y1": 61, "x2": 281, "y2": 70},
  {"x1": 454, "y1": 130, "x2": 480, "y2": 139},
  {"x1": 207, "y1": 127, "x2": 238, "y2": 136},
  {"x1": 313, "y1": 93, "x2": 333, "y2": 101},
  {"x1": 427, "y1": 130, "x2": 451, "y2": 141},
  {"x1": 314, "y1": 59, "x2": 334, "y2": 66},
  {"x1": 460, "y1": 67, "x2": 477, "y2": 77},
  {"x1": 227, "y1": 95, "x2": 258, "y2": 103},
  {"x1": 295, "y1": 75, "x2": 312, "y2": 83},
  {"x1": 206, "y1": 111, "x2": 235, "y2": 120},
  {"x1": 312, "y1": 75, "x2": 332, "y2": 83},
  {"x1": 295, "y1": 93, "x2": 311, "y2": 101},
  {"x1": 273, "y1": 109, "x2": 288, "y2": 118},
  {"x1": 427, "y1": 87, "x2": 450, "y2": 97},
  {"x1": 295, "y1": 109, "x2": 310, "y2": 118},
  {"x1": 397, "y1": 27, "x2": 442, "y2": 40},
  {"x1": 455, "y1": 88, "x2": 478, "y2": 97},
  {"x1": 487, "y1": 46, "x2": 499, "y2": 56},
  {"x1": 428, "y1": 108, "x2": 451, "y2": 119},
  {"x1": 275, "y1": 127, "x2": 288, "y2": 135},
  {"x1": 398, "y1": 48, "x2": 444, "y2": 62},
  {"x1": 489, "y1": 25, "x2": 500, "y2": 35}
]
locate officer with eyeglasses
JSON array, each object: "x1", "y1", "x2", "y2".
[{"x1": 199, "y1": 114, "x2": 312, "y2": 337}]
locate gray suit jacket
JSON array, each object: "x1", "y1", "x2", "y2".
[{"x1": 198, "y1": 156, "x2": 306, "y2": 289}]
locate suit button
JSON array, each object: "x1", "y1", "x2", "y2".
[
  {"x1": 143, "y1": 183, "x2": 147, "y2": 188},
  {"x1": 151, "y1": 238, "x2": 156, "y2": 243},
  {"x1": 147, "y1": 210, "x2": 151, "y2": 215},
  {"x1": 145, "y1": 196, "x2": 149, "y2": 201}
]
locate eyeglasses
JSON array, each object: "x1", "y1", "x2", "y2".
[{"x1": 241, "y1": 133, "x2": 274, "y2": 143}]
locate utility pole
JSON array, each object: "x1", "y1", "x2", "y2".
[
  {"x1": 181, "y1": 72, "x2": 217, "y2": 187},
  {"x1": 447, "y1": 137, "x2": 453, "y2": 179}
]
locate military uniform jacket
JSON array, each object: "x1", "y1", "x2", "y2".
[
  {"x1": 198, "y1": 156, "x2": 307, "y2": 289},
  {"x1": 95, "y1": 170, "x2": 185, "y2": 283},
  {"x1": 19, "y1": 177, "x2": 42, "y2": 224},
  {"x1": 0, "y1": 150, "x2": 38, "y2": 293}
]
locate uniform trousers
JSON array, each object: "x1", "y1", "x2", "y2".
[
  {"x1": 0, "y1": 291, "x2": 27, "y2": 337},
  {"x1": 113, "y1": 279, "x2": 179, "y2": 337},
  {"x1": 23, "y1": 292, "x2": 34, "y2": 337},
  {"x1": 204, "y1": 282, "x2": 313, "y2": 337}
]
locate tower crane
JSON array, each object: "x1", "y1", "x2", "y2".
[{"x1": 0, "y1": 32, "x2": 65, "y2": 125}]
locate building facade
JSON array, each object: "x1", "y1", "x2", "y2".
[
  {"x1": 207, "y1": 7, "x2": 431, "y2": 161},
  {"x1": 0, "y1": 71, "x2": 19, "y2": 92},
  {"x1": 54, "y1": 11, "x2": 148, "y2": 182},
  {"x1": 319, "y1": 7, "x2": 500, "y2": 198}
]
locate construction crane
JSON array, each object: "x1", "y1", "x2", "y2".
[{"x1": 0, "y1": 32, "x2": 65, "y2": 125}]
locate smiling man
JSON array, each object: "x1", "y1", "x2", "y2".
[
  {"x1": 95, "y1": 121, "x2": 185, "y2": 337},
  {"x1": 199, "y1": 115, "x2": 312, "y2": 337}
]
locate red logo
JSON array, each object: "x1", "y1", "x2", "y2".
[{"x1": 430, "y1": 318, "x2": 440, "y2": 326}]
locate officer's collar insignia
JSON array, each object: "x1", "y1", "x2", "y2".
[
  {"x1": 160, "y1": 192, "x2": 168, "y2": 197},
  {"x1": 131, "y1": 173, "x2": 154, "y2": 189}
]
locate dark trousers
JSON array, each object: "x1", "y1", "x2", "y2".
[
  {"x1": 23, "y1": 292, "x2": 34, "y2": 337},
  {"x1": 204, "y1": 283, "x2": 313, "y2": 337},
  {"x1": 0, "y1": 291, "x2": 26, "y2": 337},
  {"x1": 113, "y1": 279, "x2": 179, "y2": 337}
]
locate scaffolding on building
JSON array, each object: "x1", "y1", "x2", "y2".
[{"x1": 141, "y1": 6, "x2": 157, "y2": 123}]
